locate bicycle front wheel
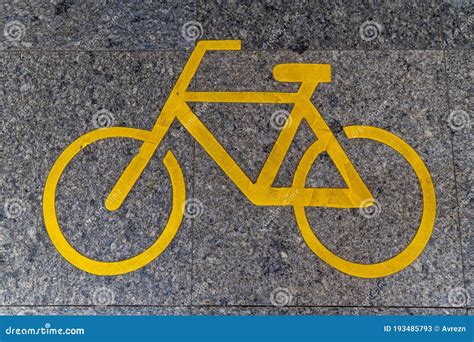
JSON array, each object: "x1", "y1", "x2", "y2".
[
  {"x1": 43, "y1": 127, "x2": 186, "y2": 276},
  {"x1": 292, "y1": 125, "x2": 436, "y2": 278}
]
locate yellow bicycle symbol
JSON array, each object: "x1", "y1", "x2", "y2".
[{"x1": 43, "y1": 40, "x2": 436, "y2": 278}]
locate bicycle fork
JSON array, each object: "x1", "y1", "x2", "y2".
[{"x1": 104, "y1": 101, "x2": 178, "y2": 211}]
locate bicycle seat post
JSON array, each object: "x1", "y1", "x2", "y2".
[{"x1": 173, "y1": 40, "x2": 242, "y2": 97}]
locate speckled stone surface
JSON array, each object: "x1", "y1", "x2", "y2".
[
  {"x1": 0, "y1": 0, "x2": 472, "y2": 316},
  {"x1": 197, "y1": 0, "x2": 444, "y2": 50},
  {"x1": 190, "y1": 306, "x2": 468, "y2": 315},
  {"x1": 0, "y1": 305, "x2": 467, "y2": 316},
  {"x1": 0, "y1": 306, "x2": 190, "y2": 315},
  {"x1": 441, "y1": 0, "x2": 473, "y2": 48},
  {"x1": 1, "y1": 51, "x2": 195, "y2": 305},
  {"x1": 446, "y1": 49, "x2": 473, "y2": 307},
  {"x1": 0, "y1": 0, "x2": 196, "y2": 49}
]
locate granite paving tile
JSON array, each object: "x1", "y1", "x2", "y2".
[
  {"x1": 441, "y1": 0, "x2": 473, "y2": 49},
  {"x1": 0, "y1": 306, "x2": 190, "y2": 315},
  {"x1": 1, "y1": 0, "x2": 196, "y2": 50},
  {"x1": 1, "y1": 50, "x2": 195, "y2": 305},
  {"x1": 446, "y1": 49, "x2": 473, "y2": 308},
  {"x1": 197, "y1": 0, "x2": 444, "y2": 50},
  {"x1": 189, "y1": 49, "x2": 462, "y2": 307},
  {"x1": 191, "y1": 306, "x2": 468, "y2": 315}
]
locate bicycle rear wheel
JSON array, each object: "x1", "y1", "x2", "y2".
[{"x1": 292, "y1": 125, "x2": 436, "y2": 278}]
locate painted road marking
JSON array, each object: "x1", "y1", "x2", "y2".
[{"x1": 43, "y1": 40, "x2": 436, "y2": 277}]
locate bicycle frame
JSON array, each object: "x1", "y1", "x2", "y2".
[{"x1": 105, "y1": 40, "x2": 373, "y2": 211}]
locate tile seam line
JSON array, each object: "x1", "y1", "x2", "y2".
[
  {"x1": 439, "y1": 0, "x2": 467, "y2": 295},
  {"x1": 1, "y1": 48, "x2": 470, "y2": 53},
  {"x1": 189, "y1": 135, "x2": 197, "y2": 306},
  {"x1": 0, "y1": 305, "x2": 471, "y2": 310},
  {"x1": 441, "y1": 50, "x2": 467, "y2": 293}
]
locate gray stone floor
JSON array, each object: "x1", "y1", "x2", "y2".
[{"x1": 0, "y1": 0, "x2": 472, "y2": 315}]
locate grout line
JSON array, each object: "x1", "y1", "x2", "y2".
[
  {"x1": 0, "y1": 304, "x2": 471, "y2": 310},
  {"x1": 2, "y1": 47, "x2": 470, "y2": 54},
  {"x1": 441, "y1": 50, "x2": 467, "y2": 290},
  {"x1": 189, "y1": 138, "x2": 197, "y2": 306},
  {"x1": 439, "y1": 6, "x2": 467, "y2": 293},
  {"x1": 437, "y1": 0, "x2": 448, "y2": 50},
  {"x1": 440, "y1": 5, "x2": 469, "y2": 294}
]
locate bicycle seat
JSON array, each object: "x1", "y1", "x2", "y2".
[{"x1": 273, "y1": 64, "x2": 331, "y2": 84}]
